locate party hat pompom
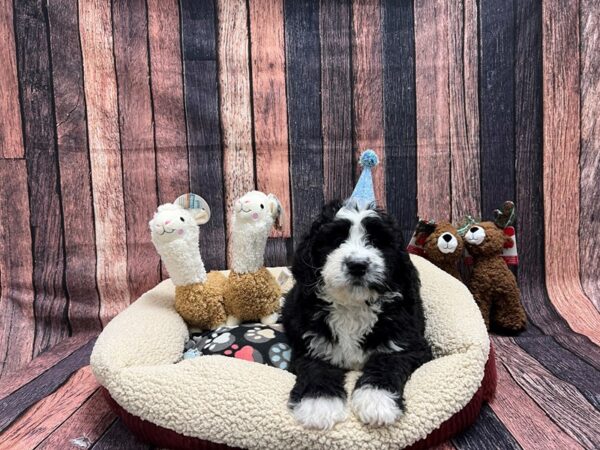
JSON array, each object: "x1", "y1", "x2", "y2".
[{"x1": 359, "y1": 149, "x2": 379, "y2": 168}]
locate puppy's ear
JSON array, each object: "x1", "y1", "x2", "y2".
[{"x1": 290, "y1": 233, "x2": 316, "y2": 286}]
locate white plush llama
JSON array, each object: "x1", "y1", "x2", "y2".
[
  {"x1": 223, "y1": 190, "x2": 283, "y2": 326},
  {"x1": 149, "y1": 194, "x2": 227, "y2": 329}
]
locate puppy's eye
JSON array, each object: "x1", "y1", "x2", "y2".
[
  {"x1": 180, "y1": 217, "x2": 185, "y2": 222},
  {"x1": 260, "y1": 204, "x2": 264, "y2": 209}
]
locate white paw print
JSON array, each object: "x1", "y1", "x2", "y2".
[{"x1": 244, "y1": 326, "x2": 276, "y2": 343}]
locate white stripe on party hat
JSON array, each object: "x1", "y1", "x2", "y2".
[{"x1": 347, "y1": 149, "x2": 379, "y2": 208}]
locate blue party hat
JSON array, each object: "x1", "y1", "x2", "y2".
[{"x1": 349, "y1": 150, "x2": 379, "y2": 208}]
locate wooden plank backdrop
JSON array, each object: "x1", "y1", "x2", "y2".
[{"x1": 0, "y1": 0, "x2": 598, "y2": 447}]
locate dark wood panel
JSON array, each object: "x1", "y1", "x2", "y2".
[
  {"x1": 264, "y1": 238, "x2": 290, "y2": 268},
  {"x1": 542, "y1": 0, "x2": 600, "y2": 345},
  {"x1": 217, "y1": 0, "x2": 255, "y2": 265},
  {"x1": 0, "y1": 366, "x2": 98, "y2": 449},
  {"x1": 452, "y1": 404, "x2": 521, "y2": 450},
  {"x1": 14, "y1": 0, "x2": 69, "y2": 356},
  {"x1": 37, "y1": 389, "x2": 115, "y2": 450},
  {"x1": 180, "y1": 0, "x2": 226, "y2": 270},
  {"x1": 113, "y1": 0, "x2": 161, "y2": 300},
  {"x1": 284, "y1": 0, "x2": 324, "y2": 243},
  {"x1": 351, "y1": 0, "x2": 385, "y2": 208},
  {"x1": 0, "y1": 338, "x2": 95, "y2": 431},
  {"x1": 414, "y1": 0, "x2": 451, "y2": 219},
  {"x1": 79, "y1": 0, "x2": 130, "y2": 325},
  {"x1": 92, "y1": 418, "x2": 150, "y2": 449},
  {"x1": 479, "y1": 0, "x2": 515, "y2": 215},
  {"x1": 147, "y1": 0, "x2": 189, "y2": 205},
  {"x1": 449, "y1": 0, "x2": 480, "y2": 221},
  {"x1": 0, "y1": 161, "x2": 35, "y2": 379},
  {"x1": 580, "y1": 0, "x2": 600, "y2": 309},
  {"x1": 0, "y1": 0, "x2": 24, "y2": 158},
  {"x1": 47, "y1": 0, "x2": 103, "y2": 335},
  {"x1": 320, "y1": 0, "x2": 353, "y2": 202},
  {"x1": 382, "y1": 0, "x2": 417, "y2": 241},
  {"x1": 249, "y1": 0, "x2": 292, "y2": 239}
]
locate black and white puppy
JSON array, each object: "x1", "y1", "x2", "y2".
[{"x1": 282, "y1": 200, "x2": 432, "y2": 430}]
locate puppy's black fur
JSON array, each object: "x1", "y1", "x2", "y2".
[{"x1": 282, "y1": 201, "x2": 432, "y2": 417}]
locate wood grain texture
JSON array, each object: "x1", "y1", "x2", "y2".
[
  {"x1": 147, "y1": 0, "x2": 189, "y2": 205},
  {"x1": 36, "y1": 389, "x2": 115, "y2": 450},
  {"x1": 47, "y1": 0, "x2": 103, "y2": 335},
  {"x1": 249, "y1": 0, "x2": 292, "y2": 238},
  {"x1": 579, "y1": 0, "x2": 600, "y2": 309},
  {"x1": 382, "y1": 0, "x2": 417, "y2": 241},
  {"x1": 448, "y1": 0, "x2": 480, "y2": 221},
  {"x1": 217, "y1": 0, "x2": 256, "y2": 265},
  {"x1": 494, "y1": 337, "x2": 600, "y2": 448},
  {"x1": 0, "y1": 334, "x2": 93, "y2": 400},
  {"x1": 0, "y1": 0, "x2": 24, "y2": 158},
  {"x1": 351, "y1": 0, "x2": 385, "y2": 208},
  {"x1": 93, "y1": 418, "x2": 149, "y2": 449},
  {"x1": 490, "y1": 351, "x2": 584, "y2": 450},
  {"x1": 479, "y1": 0, "x2": 515, "y2": 215},
  {"x1": 113, "y1": 0, "x2": 161, "y2": 300},
  {"x1": 414, "y1": 0, "x2": 451, "y2": 220},
  {"x1": 542, "y1": 0, "x2": 600, "y2": 345},
  {"x1": 14, "y1": 0, "x2": 69, "y2": 356},
  {"x1": 0, "y1": 366, "x2": 98, "y2": 450},
  {"x1": 79, "y1": 0, "x2": 130, "y2": 325},
  {"x1": 0, "y1": 161, "x2": 35, "y2": 379},
  {"x1": 452, "y1": 404, "x2": 521, "y2": 450},
  {"x1": 320, "y1": 0, "x2": 353, "y2": 202},
  {"x1": 284, "y1": 0, "x2": 324, "y2": 243},
  {"x1": 0, "y1": 338, "x2": 95, "y2": 431},
  {"x1": 181, "y1": 0, "x2": 227, "y2": 271}
]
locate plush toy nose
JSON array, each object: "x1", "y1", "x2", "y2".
[
  {"x1": 470, "y1": 226, "x2": 479, "y2": 233},
  {"x1": 442, "y1": 233, "x2": 452, "y2": 242},
  {"x1": 346, "y1": 259, "x2": 369, "y2": 277}
]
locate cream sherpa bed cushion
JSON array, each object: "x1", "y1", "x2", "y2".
[{"x1": 91, "y1": 255, "x2": 490, "y2": 449}]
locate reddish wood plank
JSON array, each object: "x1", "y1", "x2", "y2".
[
  {"x1": 580, "y1": 0, "x2": 600, "y2": 310},
  {"x1": 36, "y1": 389, "x2": 115, "y2": 450},
  {"x1": 47, "y1": 0, "x2": 103, "y2": 335},
  {"x1": 249, "y1": 0, "x2": 291, "y2": 238},
  {"x1": 14, "y1": 0, "x2": 70, "y2": 356},
  {"x1": 0, "y1": 366, "x2": 98, "y2": 450},
  {"x1": 448, "y1": 0, "x2": 480, "y2": 221},
  {"x1": 0, "y1": 0, "x2": 24, "y2": 158},
  {"x1": 0, "y1": 161, "x2": 34, "y2": 379},
  {"x1": 414, "y1": 0, "x2": 451, "y2": 219},
  {"x1": 217, "y1": 0, "x2": 255, "y2": 265},
  {"x1": 490, "y1": 354, "x2": 583, "y2": 450},
  {"x1": 320, "y1": 0, "x2": 353, "y2": 202},
  {"x1": 542, "y1": 0, "x2": 600, "y2": 345},
  {"x1": 79, "y1": 0, "x2": 130, "y2": 324},
  {"x1": 113, "y1": 0, "x2": 161, "y2": 300},
  {"x1": 0, "y1": 334, "x2": 93, "y2": 400},
  {"x1": 147, "y1": 0, "x2": 189, "y2": 205},
  {"x1": 352, "y1": 0, "x2": 385, "y2": 208},
  {"x1": 494, "y1": 337, "x2": 600, "y2": 448}
]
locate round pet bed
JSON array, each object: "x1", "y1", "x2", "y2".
[{"x1": 91, "y1": 256, "x2": 496, "y2": 450}]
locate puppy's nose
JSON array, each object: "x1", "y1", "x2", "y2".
[
  {"x1": 470, "y1": 226, "x2": 479, "y2": 233},
  {"x1": 442, "y1": 233, "x2": 452, "y2": 242},
  {"x1": 346, "y1": 260, "x2": 369, "y2": 277}
]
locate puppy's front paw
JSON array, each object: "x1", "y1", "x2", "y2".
[
  {"x1": 351, "y1": 386, "x2": 403, "y2": 427},
  {"x1": 291, "y1": 397, "x2": 348, "y2": 430}
]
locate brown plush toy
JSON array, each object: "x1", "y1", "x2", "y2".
[
  {"x1": 462, "y1": 212, "x2": 526, "y2": 333},
  {"x1": 408, "y1": 220, "x2": 464, "y2": 281}
]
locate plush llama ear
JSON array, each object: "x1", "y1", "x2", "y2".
[
  {"x1": 174, "y1": 193, "x2": 211, "y2": 225},
  {"x1": 267, "y1": 193, "x2": 283, "y2": 230}
]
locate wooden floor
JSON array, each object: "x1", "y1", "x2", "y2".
[{"x1": 0, "y1": 331, "x2": 598, "y2": 450}]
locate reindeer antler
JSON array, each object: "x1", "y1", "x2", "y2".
[
  {"x1": 493, "y1": 201, "x2": 516, "y2": 229},
  {"x1": 456, "y1": 215, "x2": 478, "y2": 236},
  {"x1": 415, "y1": 218, "x2": 436, "y2": 236}
]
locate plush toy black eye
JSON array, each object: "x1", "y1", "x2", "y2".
[
  {"x1": 180, "y1": 217, "x2": 185, "y2": 222},
  {"x1": 260, "y1": 204, "x2": 264, "y2": 209}
]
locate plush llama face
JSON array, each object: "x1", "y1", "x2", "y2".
[
  {"x1": 463, "y1": 221, "x2": 508, "y2": 257},
  {"x1": 421, "y1": 221, "x2": 464, "y2": 265},
  {"x1": 234, "y1": 191, "x2": 282, "y2": 229},
  {"x1": 149, "y1": 203, "x2": 208, "y2": 245}
]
